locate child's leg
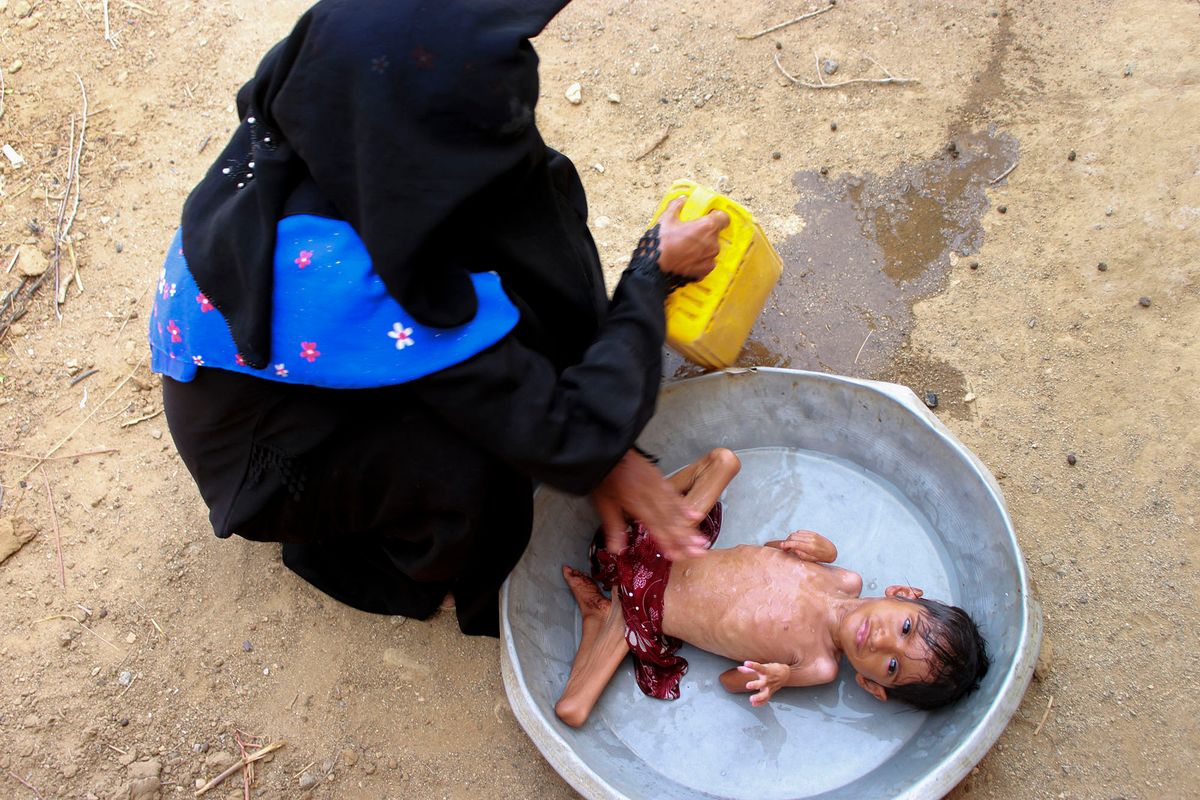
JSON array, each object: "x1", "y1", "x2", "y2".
[
  {"x1": 666, "y1": 448, "x2": 741, "y2": 516},
  {"x1": 554, "y1": 567, "x2": 631, "y2": 728}
]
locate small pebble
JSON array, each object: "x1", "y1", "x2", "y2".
[
  {"x1": 1123, "y1": 65, "x2": 1133, "y2": 77},
  {"x1": 923, "y1": 392, "x2": 939, "y2": 409},
  {"x1": 99, "y1": 607, "x2": 109, "y2": 618},
  {"x1": 963, "y1": 392, "x2": 976, "y2": 403},
  {"x1": 946, "y1": 141, "x2": 958, "y2": 155},
  {"x1": 242, "y1": 640, "x2": 253, "y2": 652},
  {"x1": 1067, "y1": 150, "x2": 1076, "y2": 161},
  {"x1": 118, "y1": 670, "x2": 133, "y2": 686},
  {"x1": 822, "y1": 59, "x2": 839, "y2": 76},
  {"x1": 771, "y1": 151, "x2": 781, "y2": 160},
  {"x1": 1137, "y1": 296, "x2": 1151, "y2": 307},
  {"x1": 970, "y1": 261, "x2": 980, "y2": 270},
  {"x1": 1105, "y1": 207, "x2": 1114, "y2": 216},
  {"x1": 1027, "y1": 318, "x2": 1036, "y2": 328},
  {"x1": 997, "y1": 205, "x2": 1007, "y2": 214},
  {"x1": 607, "y1": 93, "x2": 621, "y2": 104},
  {"x1": 1097, "y1": 262, "x2": 1108, "y2": 272},
  {"x1": 819, "y1": 166, "x2": 829, "y2": 176},
  {"x1": 119, "y1": 718, "x2": 130, "y2": 727},
  {"x1": 564, "y1": 83, "x2": 582, "y2": 105},
  {"x1": 1066, "y1": 453, "x2": 1077, "y2": 466},
  {"x1": 298, "y1": 773, "x2": 317, "y2": 790},
  {"x1": 829, "y1": 121, "x2": 838, "y2": 131},
  {"x1": 115, "y1": 242, "x2": 125, "y2": 253},
  {"x1": 775, "y1": 41, "x2": 782, "y2": 50}
]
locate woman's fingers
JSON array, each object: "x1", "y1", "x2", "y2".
[
  {"x1": 590, "y1": 451, "x2": 708, "y2": 562},
  {"x1": 655, "y1": 198, "x2": 730, "y2": 280}
]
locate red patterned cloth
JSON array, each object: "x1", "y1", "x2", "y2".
[{"x1": 589, "y1": 503, "x2": 722, "y2": 700}]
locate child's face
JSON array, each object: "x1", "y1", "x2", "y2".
[{"x1": 840, "y1": 586, "x2": 937, "y2": 702}]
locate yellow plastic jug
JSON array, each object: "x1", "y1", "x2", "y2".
[{"x1": 649, "y1": 180, "x2": 784, "y2": 370}]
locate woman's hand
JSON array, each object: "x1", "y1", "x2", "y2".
[
  {"x1": 737, "y1": 661, "x2": 790, "y2": 707},
  {"x1": 655, "y1": 196, "x2": 730, "y2": 281},
  {"x1": 590, "y1": 449, "x2": 709, "y2": 559}
]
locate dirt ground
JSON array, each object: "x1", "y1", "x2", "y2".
[{"x1": 1, "y1": 0, "x2": 1197, "y2": 798}]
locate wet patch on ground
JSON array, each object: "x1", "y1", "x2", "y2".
[{"x1": 665, "y1": 127, "x2": 1019, "y2": 419}]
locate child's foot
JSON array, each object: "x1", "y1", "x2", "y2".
[{"x1": 562, "y1": 566, "x2": 610, "y2": 622}]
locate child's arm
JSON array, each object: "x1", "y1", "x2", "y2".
[
  {"x1": 666, "y1": 447, "x2": 741, "y2": 516},
  {"x1": 763, "y1": 530, "x2": 837, "y2": 563},
  {"x1": 719, "y1": 658, "x2": 839, "y2": 706}
]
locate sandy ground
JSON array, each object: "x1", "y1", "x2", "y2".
[{"x1": 1, "y1": 0, "x2": 1198, "y2": 798}]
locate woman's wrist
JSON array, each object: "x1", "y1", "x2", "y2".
[{"x1": 623, "y1": 224, "x2": 692, "y2": 295}]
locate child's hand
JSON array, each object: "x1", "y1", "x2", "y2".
[
  {"x1": 774, "y1": 530, "x2": 837, "y2": 563},
  {"x1": 737, "y1": 661, "x2": 790, "y2": 707}
]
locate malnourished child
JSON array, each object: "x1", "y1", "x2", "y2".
[{"x1": 555, "y1": 448, "x2": 989, "y2": 727}]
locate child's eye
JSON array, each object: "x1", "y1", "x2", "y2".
[
  {"x1": 887, "y1": 658, "x2": 898, "y2": 675},
  {"x1": 902, "y1": 618, "x2": 912, "y2": 635}
]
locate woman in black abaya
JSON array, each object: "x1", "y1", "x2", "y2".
[{"x1": 151, "y1": 0, "x2": 728, "y2": 635}]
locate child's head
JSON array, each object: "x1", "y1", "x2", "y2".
[{"x1": 843, "y1": 586, "x2": 990, "y2": 710}]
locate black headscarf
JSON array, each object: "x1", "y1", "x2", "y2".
[{"x1": 181, "y1": 0, "x2": 581, "y2": 370}]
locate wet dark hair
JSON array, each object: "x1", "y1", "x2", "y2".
[{"x1": 887, "y1": 598, "x2": 990, "y2": 710}]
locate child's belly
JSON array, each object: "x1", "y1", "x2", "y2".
[{"x1": 661, "y1": 547, "x2": 822, "y2": 663}]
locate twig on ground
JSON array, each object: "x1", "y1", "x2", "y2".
[
  {"x1": 39, "y1": 466, "x2": 66, "y2": 588},
  {"x1": 5, "y1": 248, "x2": 18, "y2": 274},
  {"x1": 633, "y1": 126, "x2": 670, "y2": 161},
  {"x1": 989, "y1": 161, "x2": 1018, "y2": 185},
  {"x1": 34, "y1": 614, "x2": 124, "y2": 654},
  {"x1": 69, "y1": 368, "x2": 100, "y2": 386},
  {"x1": 775, "y1": 52, "x2": 919, "y2": 89},
  {"x1": 121, "y1": 0, "x2": 158, "y2": 14},
  {"x1": 119, "y1": 407, "x2": 162, "y2": 428},
  {"x1": 6, "y1": 770, "x2": 44, "y2": 800},
  {"x1": 114, "y1": 279, "x2": 152, "y2": 339},
  {"x1": 50, "y1": 77, "x2": 88, "y2": 318},
  {"x1": 51, "y1": 114, "x2": 76, "y2": 320},
  {"x1": 194, "y1": 741, "x2": 285, "y2": 797},
  {"x1": 0, "y1": 447, "x2": 119, "y2": 461},
  {"x1": 18, "y1": 355, "x2": 146, "y2": 482},
  {"x1": 736, "y1": 3, "x2": 835, "y2": 40},
  {"x1": 132, "y1": 598, "x2": 168, "y2": 640},
  {"x1": 101, "y1": 0, "x2": 117, "y2": 47},
  {"x1": 292, "y1": 761, "x2": 315, "y2": 779},
  {"x1": 98, "y1": 401, "x2": 134, "y2": 424},
  {"x1": 854, "y1": 330, "x2": 873, "y2": 364},
  {"x1": 1034, "y1": 694, "x2": 1054, "y2": 736},
  {"x1": 234, "y1": 729, "x2": 264, "y2": 800}
]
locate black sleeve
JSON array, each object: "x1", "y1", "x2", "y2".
[{"x1": 411, "y1": 269, "x2": 667, "y2": 495}]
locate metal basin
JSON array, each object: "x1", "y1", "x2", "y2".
[{"x1": 500, "y1": 368, "x2": 1041, "y2": 800}]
